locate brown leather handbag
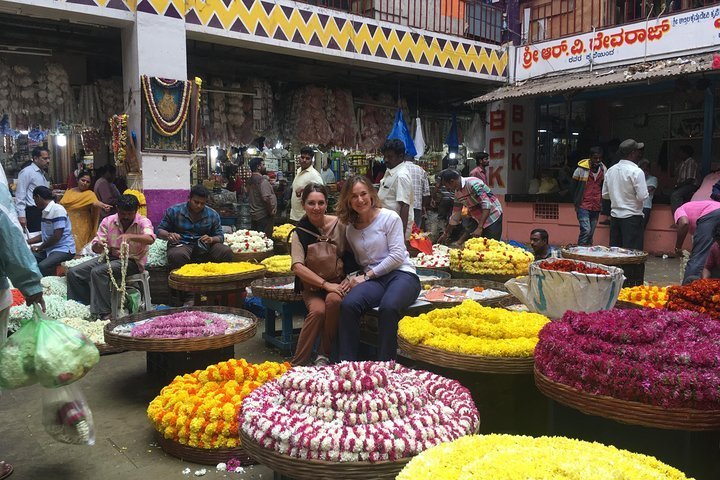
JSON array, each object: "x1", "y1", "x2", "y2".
[{"x1": 291, "y1": 226, "x2": 345, "y2": 283}]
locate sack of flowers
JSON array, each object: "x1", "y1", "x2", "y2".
[
  {"x1": 398, "y1": 300, "x2": 549, "y2": 373},
  {"x1": 666, "y1": 278, "x2": 720, "y2": 319},
  {"x1": 239, "y1": 361, "x2": 479, "y2": 479},
  {"x1": 449, "y1": 239, "x2": 534, "y2": 278},
  {"x1": 397, "y1": 434, "x2": 691, "y2": 480},
  {"x1": 505, "y1": 258, "x2": 624, "y2": 319},
  {"x1": 147, "y1": 358, "x2": 290, "y2": 463},
  {"x1": 534, "y1": 308, "x2": 720, "y2": 430}
]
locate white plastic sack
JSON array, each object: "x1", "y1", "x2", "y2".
[
  {"x1": 505, "y1": 259, "x2": 624, "y2": 319},
  {"x1": 465, "y1": 113, "x2": 485, "y2": 152}
]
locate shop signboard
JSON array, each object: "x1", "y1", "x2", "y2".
[{"x1": 515, "y1": 5, "x2": 720, "y2": 81}]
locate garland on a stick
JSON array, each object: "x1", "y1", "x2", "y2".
[{"x1": 141, "y1": 75, "x2": 192, "y2": 136}]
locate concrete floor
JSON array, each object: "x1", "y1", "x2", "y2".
[{"x1": 0, "y1": 256, "x2": 684, "y2": 480}]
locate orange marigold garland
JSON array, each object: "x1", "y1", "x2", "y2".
[
  {"x1": 618, "y1": 285, "x2": 668, "y2": 308},
  {"x1": 666, "y1": 279, "x2": 720, "y2": 319},
  {"x1": 147, "y1": 358, "x2": 290, "y2": 449}
]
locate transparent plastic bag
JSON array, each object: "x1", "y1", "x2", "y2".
[
  {"x1": 33, "y1": 305, "x2": 99, "y2": 387},
  {"x1": 0, "y1": 317, "x2": 39, "y2": 389},
  {"x1": 42, "y1": 383, "x2": 96, "y2": 445}
]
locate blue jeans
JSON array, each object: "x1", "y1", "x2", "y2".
[
  {"x1": 338, "y1": 270, "x2": 421, "y2": 361},
  {"x1": 576, "y1": 208, "x2": 600, "y2": 246}
]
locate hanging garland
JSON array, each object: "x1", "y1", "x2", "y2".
[
  {"x1": 140, "y1": 75, "x2": 192, "y2": 137},
  {"x1": 110, "y1": 114, "x2": 128, "y2": 167}
]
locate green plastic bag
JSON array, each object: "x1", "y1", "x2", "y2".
[
  {"x1": 33, "y1": 305, "x2": 100, "y2": 388},
  {"x1": 0, "y1": 317, "x2": 39, "y2": 389}
]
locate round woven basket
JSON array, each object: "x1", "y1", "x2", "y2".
[
  {"x1": 103, "y1": 306, "x2": 258, "y2": 352},
  {"x1": 561, "y1": 248, "x2": 648, "y2": 265},
  {"x1": 449, "y1": 270, "x2": 519, "y2": 283},
  {"x1": 156, "y1": 434, "x2": 255, "y2": 466},
  {"x1": 264, "y1": 270, "x2": 292, "y2": 279},
  {"x1": 231, "y1": 251, "x2": 272, "y2": 263},
  {"x1": 96, "y1": 343, "x2": 125, "y2": 355},
  {"x1": 398, "y1": 336, "x2": 534, "y2": 374},
  {"x1": 415, "y1": 267, "x2": 451, "y2": 285},
  {"x1": 239, "y1": 430, "x2": 411, "y2": 480},
  {"x1": 418, "y1": 278, "x2": 513, "y2": 307},
  {"x1": 273, "y1": 241, "x2": 289, "y2": 255},
  {"x1": 534, "y1": 368, "x2": 720, "y2": 431},
  {"x1": 168, "y1": 266, "x2": 266, "y2": 293},
  {"x1": 250, "y1": 276, "x2": 301, "y2": 302}
]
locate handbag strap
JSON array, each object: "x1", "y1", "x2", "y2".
[{"x1": 291, "y1": 225, "x2": 335, "y2": 244}]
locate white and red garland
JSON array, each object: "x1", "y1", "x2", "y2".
[
  {"x1": 140, "y1": 75, "x2": 192, "y2": 136},
  {"x1": 240, "y1": 361, "x2": 479, "y2": 463}
]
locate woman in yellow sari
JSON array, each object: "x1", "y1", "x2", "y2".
[{"x1": 60, "y1": 171, "x2": 111, "y2": 252}]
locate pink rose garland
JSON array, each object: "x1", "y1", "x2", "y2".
[{"x1": 130, "y1": 311, "x2": 230, "y2": 338}]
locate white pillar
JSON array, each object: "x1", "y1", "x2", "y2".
[{"x1": 122, "y1": 12, "x2": 189, "y2": 225}]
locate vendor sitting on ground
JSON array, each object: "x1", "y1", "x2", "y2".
[
  {"x1": 26, "y1": 186, "x2": 76, "y2": 276},
  {"x1": 67, "y1": 194, "x2": 155, "y2": 319},
  {"x1": 702, "y1": 223, "x2": 720, "y2": 280},
  {"x1": 529, "y1": 228, "x2": 560, "y2": 261},
  {"x1": 436, "y1": 168, "x2": 503, "y2": 246},
  {"x1": 157, "y1": 185, "x2": 233, "y2": 271}
]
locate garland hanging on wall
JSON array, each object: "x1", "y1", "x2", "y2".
[
  {"x1": 110, "y1": 114, "x2": 128, "y2": 167},
  {"x1": 140, "y1": 75, "x2": 192, "y2": 136}
]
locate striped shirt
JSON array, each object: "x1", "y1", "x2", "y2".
[
  {"x1": 157, "y1": 202, "x2": 224, "y2": 245},
  {"x1": 450, "y1": 177, "x2": 503, "y2": 228},
  {"x1": 676, "y1": 157, "x2": 698, "y2": 185},
  {"x1": 40, "y1": 201, "x2": 75, "y2": 255},
  {"x1": 404, "y1": 161, "x2": 430, "y2": 210},
  {"x1": 92, "y1": 213, "x2": 156, "y2": 269}
]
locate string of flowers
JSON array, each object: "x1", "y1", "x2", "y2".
[
  {"x1": 399, "y1": 300, "x2": 549, "y2": 357},
  {"x1": 140, "y1": 75, "x2": 192, "y2": 136},
  {"x1": 535, "y1": 308, "x2": 720, "y2": 410},
  {"x1": 618, "y1": 285, "x2": 668, "y2": 308},
  {"x1": 110, "y1": 114, "x2": 128, "y2": 167},
  {"x1": 450, "y1": 238, "x2": 533, "y2": 275},
  {"x1": 116, "y1": 311, "x2": 253, "y2": 339},
  {"x1": 240, "y1": 361, "x2": 479, "y2": 463},
  {"x1": 666, "y1": 278, "x2": 720, "y2": 319},
  {"x1": 225, "y1": 230, "x2": 273, "y2": 254},
  {"x1": 104, "y1": 241, "x2": 129, "y2": 314},
  {"x1": 172, "y1": 261, "x2": 265, "y2": 278},
  {"x1": 397, "y1": 434, "x2": 691, "y2": 480},
  {"x1": 147, "y1": 358, "x2": 290, "y2": 449}
]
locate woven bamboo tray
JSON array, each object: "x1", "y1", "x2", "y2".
[
  {"x1": 239, "y1": 430, "x2": 410, "y2": 480},
  {"x1": 264, "y1": 270, "x2": 292, "y2": 278},
  {"x1": 103, "y1": 306, "x2": 258, "y2": 352},
  {"x1": 534, "y1": 368, "x2": 720, "y2": 431},
  {"x1": 231, "y1": 251, "x2": 272, "y2": 263},
  {"x1": 418, "y1": 278, "x2": 513, "y2": 307},
  {"x1": 168, "y1": 266, "x2": 266, "y2": 293},
  {"x1": 449, "y1": 270, "x2": 519, "y2": 283},
  {"x1": 251, "y1": 276, "x2": 301, "y2": 302},
  {"x1": 97, "y1": 343, "x2": 125, "y2": 355},
  {"x1": 561, "y1": 248, "x2": 648, "y2": 265},
  {"x1": 398, "y1": 336, "x2": 534, "y2": 374},
  {"x1": 156, "y1": 434, "x2": 255, "y2": 466}
]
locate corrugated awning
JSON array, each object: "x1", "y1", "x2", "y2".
[{"x1": 466, "y1": 52, "x2": 717, "y2": 104}]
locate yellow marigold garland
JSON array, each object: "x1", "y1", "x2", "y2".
[
  {"x1": 260, "y1": 255, "x2": 292, "y2": 274},
  {"x1": 172, "y1": 261, "x2": 264, "y2": 277},
  {"x1": 618, "y1": 285, "x2": 668, "y2": 308},
  {"x1": 398, "y1": 300, "x2": 549, "y2": 357},
  {"x1": 272, "y1": 224, "x2": 295, "y2": 242},
  {"x1": 450, "y1": 238, "x2": 533, "y2": 276},
  {"x1": 123, "y1": 189, "x2": 147, "y2": 217},
  {"x1": 397, "y1": 434, "x2": 691, "y2": 480},
  {"x1": 147, "y1": 358, "x2": 290, "y2": 449}
]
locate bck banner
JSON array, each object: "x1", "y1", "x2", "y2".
[{"x1": 515, "y1": 5, "x2": 720, "y2": 81}]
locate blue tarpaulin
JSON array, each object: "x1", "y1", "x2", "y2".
[
  {"x1": 387, "y1": 109, "x2": 417, "y2": 157},
  {"x1": 446, "y1": 113, "x2": 459, "y2": 153}
]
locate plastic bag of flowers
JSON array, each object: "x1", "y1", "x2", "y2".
[
  {"x1": 395, "y1": 434, "x2": 691, "y2": 480},
  {"x1": 0, "y1": 316, "x2": 40, "y2": 389},
  {"x1": 33, "y1": 305, "x2": 99, "y2": 388},
  {"x1": 42, "y1": 383, "x2": 96, "y2": 445}
]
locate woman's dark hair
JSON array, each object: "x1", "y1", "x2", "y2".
[
  {"x1": 190, "y1": 184, "x2": 209, "y2": 199},
  {"x1": 301, "y1": 183, "x2": 328, "y2": 204},
  {"x1": 117, "y1": 194, "x2": 140, "y2": 211},
  {"x1": 438, "y1": 168, "x2": 461, "y2": 184},
  {"x1": 77, "y1": 170, "x2": 92, "y2": 181},
  {"x1": 32, "y1": 186, "x2": 54, "y2": 200}
]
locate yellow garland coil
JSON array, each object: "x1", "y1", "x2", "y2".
[
  {"x1": 173, "y1": 261, "x2": 264, "y2": 277},
  {"x1": 450, "y1": 238, "x2": 534, "y2": 275},
  {"x1": 397, "y1": 434, "x2": 691, "y2": 480},
  {"x1": 147, "y1": 358, "x2": 290, "y2": 449},
  {"x1": 272, "y1": 224, "x2": 295, "y2": 242},
  {"x1": 260, "y1": 255, "x2": 292, "y2": 274},
  {"x1": 618, "y1": 285, "x2": 669, "y2": 308},
  {"x1": 398, "y1": 300, "x2": 549, "y2": 357}
]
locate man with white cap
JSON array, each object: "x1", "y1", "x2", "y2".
[{"x1": 602, "y1": 139, "x2": 648, "y2": 250}]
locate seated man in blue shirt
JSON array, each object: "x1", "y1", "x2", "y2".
[
  {"x1": 157, "y1": 185, "x2": 233, "y2": 271},
  {"x1": 529, "y1": 228, "x2": 560, "y2": 261},
  {"x1": 26, "y1": 186, "x2": 76, "y2": 276}
]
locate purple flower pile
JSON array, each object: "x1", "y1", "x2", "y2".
[
  {"x1": 130, "y1": 312, "x2": 230, "y2": 339},
  {"x1": 535, "y1": 308, "x2": 720, "y2": 410}
]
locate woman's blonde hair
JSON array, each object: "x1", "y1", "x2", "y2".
[{"x1": 336, "y1": 175, "x2": 380, "y2": 225}]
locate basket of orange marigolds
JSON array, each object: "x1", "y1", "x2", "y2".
[{"x1": 617, "y1": 285, "x2": 669, "y2": 309}]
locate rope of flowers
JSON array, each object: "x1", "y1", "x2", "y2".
[
  {"x1": 617, "y1": 285, "x2": 668, "y2": 309},
  {"x1": 103, "y1": 241, "x2": 129, "y2": 314},
  {"x1": 148, "y1": 358, "x2": 290, "y2": 465},
  {"x1": 534, "y1": 308, "x2": 720, "y2": 430},
  {"x1": 666, "y1": 278, "x2": 720, "y2": 319},
  {"x1": 140, "y1": 75, "x2": 192, "y2": 136},
  {"x1": 396, "y1": 434, "x2": 691, "y2": 480},
  {"x1": 239, "y1": 362, "x2": 479, "y2": 479},
  {"x1": 449, "y1": 238, "x2": 533, "y2": 278},
  {"x1": 109, "y1": 114, "x2": 127, "y2": 168},
  {"x1": 398, "y1": 300, "x2": 549, "y2": 373}
]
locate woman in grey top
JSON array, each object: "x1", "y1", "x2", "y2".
[{"x1": 336, "y1": 175, "x2": 420, "y2": 361}]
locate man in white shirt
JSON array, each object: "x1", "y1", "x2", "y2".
[
  {"x1": 320, "y1": 161, "x2": 336, "y2": 184},
  {"x1": 290, "y1": 146, "x2": 324, "y2": 222},
  {"x1": 602, "y1": 139, "x2": 649, "y2": 250},
  {"x1": 404, "y1": 155, "x2": 430, "y2": 230},
  {"x1": 378, "y1": 139, "x2": 414, "y2": 239},
  {"x1": 15, "y1": 147, "x2": 50, "y2": 232}
]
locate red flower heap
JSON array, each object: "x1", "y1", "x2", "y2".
[
  {"x1": 535, "y1": 308, "x2": 720, "y2": 410},
  {"x1": 537, "y1": 259, "x2": 609, "y2": 275},
  {"x1": 667, "y1": 279, "x2": 720, "y2": 319}
]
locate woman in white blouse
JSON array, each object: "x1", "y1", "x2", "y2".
[{"x1": 336, "y1": 175, "x2": 420, "y2": 361}]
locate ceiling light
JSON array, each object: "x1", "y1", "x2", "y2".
[
  {"x1": 56, "y1": 134, "x2": 67, "y2": 147},
  {"x1": 571, "y1": 132, "x2": 579, "y2": 136},
  {"x1": 538, "y1": 129, "x2": 547, "y2": 133},
  {"x1": 247, "y1": 147, "x2": 258, "y2": 155}
]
